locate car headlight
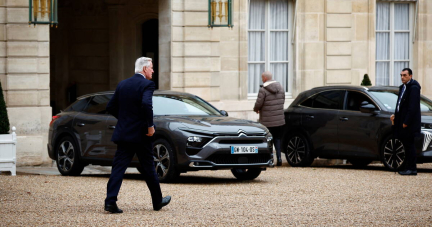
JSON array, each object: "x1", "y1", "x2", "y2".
[
  {"x1": 421, "y1": 123, "x2": 432, "y2": 129},
  {"x1": 267, "y1": 136, "x2": 273, "y2": 142},
  {"x1": 187, "y1": 136, "x2": 211, "y2": 148}
]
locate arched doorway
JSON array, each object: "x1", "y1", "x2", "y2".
[{"x1": 142, "y1": 19, "x2": 159, "y2": 89}]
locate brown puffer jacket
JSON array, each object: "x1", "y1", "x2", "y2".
[{"x1": 253, "y1": 80, "x2": 285, "y2": 127}]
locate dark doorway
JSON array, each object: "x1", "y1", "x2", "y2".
[{"x1": 142, "y1": 19, "x2": 159, "y2": 89}]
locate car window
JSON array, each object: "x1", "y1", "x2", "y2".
[
  {"x1": 312, "y1": 90, "x2": 344, "y2": 110},
  {"x1": 300, "y1": 97, "x2": 314, "y2": 107},
  {"x1": 85, "y1": 95, "x2": 111, "y2": 114},
  {"x1": 345, "y1": 91, "x2": 377, "y2": 111},
  {"x1": 370, "y1": 91, "x2": 432, "y2": 112},
  {"x1": 153, "y1": 95, "x2": 222, "y2": 116},
  {"x1": 65, "y1": 98, "x2": 90, "y2": 112}
]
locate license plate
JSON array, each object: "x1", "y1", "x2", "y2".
[{"x1": 231, "y1": 146, "x2": 258, "y2": 154}]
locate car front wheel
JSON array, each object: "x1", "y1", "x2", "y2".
[
  {"x1": 284, "y1": 133, "x2": 314, "y2": 167},
  {"x1": 231, "y1": 168, "x2": 262, "y2": 180},
  {"x1": 152, "y1": 139, "x2": 179, "y2": 183},
  {"x1": 381, "y1": 135, "x2": 405, "y2": 171},
  {"x1": 56, "y1": 136, "x2": 84, "y2": 176}
]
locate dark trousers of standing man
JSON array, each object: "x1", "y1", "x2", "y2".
[
  {"x1": 400, "y1": 136, "x2": 417, "y2": 171},
  {"x1": 105, "y1": 137, "x2": 162, "y2": 207},
  {"x1": 268, "y1": 126, "x2": 283, "y2": 160}
]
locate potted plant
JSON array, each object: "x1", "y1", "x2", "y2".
[{"x1": 0, "y1": 81, "x2": 16, "y2": 176}]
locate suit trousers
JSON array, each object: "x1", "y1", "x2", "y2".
[
  {"x1": 105, "y1": 138, "x2": 162, "y2": 207},
  {"x1": 400, "y1": 136, "x2": 417, "y2": 171}
]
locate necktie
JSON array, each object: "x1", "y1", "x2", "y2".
[{"x1": 397, "y1": 85, "x2": 405, "y2": 112}]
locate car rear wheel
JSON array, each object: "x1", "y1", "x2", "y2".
[
  {"x1": 231, "y1": 168, "x2": 262, "y2": 180},
  {"x1": 381, "y1": 135, "x2": 406, "y2": 171},
  {"x1": 284, "y1": 133, "x2": 314, "y2": 167},
  {"x1": 348, "y1": 159, "x2": 372, "y2": 168},
  {"x1": 56, "y1": 136, "x2": 84, "y2": 176},
  {"x1": 152, "y1": 139, "x2": 179, "y2": 183}
]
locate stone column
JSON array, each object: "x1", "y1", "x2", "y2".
[
  {"x1": 107, "y1": 2, "x2": 125, "y2": 90},
  {"x1": 297, "y1": 0, "x2": 325, "y2": 92},
  {"x1": 158, "y1": 0, "x2": 171, "y2": 90},
  {"x1": 171, "y1": 0, "x2": 221, "y2": 101},
  {"x1": 4, "y1": 1, "x2": 51, "y2": 165},
  {"x1": 325, "y1": 0, "x2": 353, "y2": 85}
]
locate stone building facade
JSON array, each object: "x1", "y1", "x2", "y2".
[{"x1": 1, "y1": 0, "x2": 431, "y2": 166}]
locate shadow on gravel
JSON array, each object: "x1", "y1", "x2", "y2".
[
  {"x1": 79, "y1": 173, "x2": 264, "y2": 184},
  {"x1": 301, "y1": 164, "x2": 432, "y2": 173}
]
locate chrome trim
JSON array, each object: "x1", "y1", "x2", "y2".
[
  {"x1": 201, "y1": 136, "x2": 267, "y2": 148},
  {"x1": 188, "y1": 160, "x2": 273, "y2": 168},
  {"x1": 421, "y1": 130, "x2": 432, "y2": 151}
]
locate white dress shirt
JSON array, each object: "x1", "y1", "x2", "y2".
[{"x1": 397, "y1": 79, "x2": 411, "y2": 112}]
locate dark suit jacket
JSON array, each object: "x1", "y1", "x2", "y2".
[
  {"x1": 106, "y1": 74, "x2": 155, "y2": 143},
  {"x1": 394, "y1": 79, "x2": 421, "y2": 138}
]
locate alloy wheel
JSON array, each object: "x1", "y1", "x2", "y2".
[
  {"x1": 286, "y1": 136, "x2": 306, "y2": 164},
  {"x1": 383, "y1": 138, "x2": 405, "y2": 169},
  {"x1": 153, "y1": 144, "x2": 170, "y2": 179},
  {"x1": 58, "y1": 140, "x2": 75, "y2": 172}
]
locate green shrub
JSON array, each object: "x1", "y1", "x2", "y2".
[
  {"x1": 0, "y1": 81, "x2": 10, "y2": 134},
  {"x1": 361, "y1": 74, "x2": 372, "y2": 86}
]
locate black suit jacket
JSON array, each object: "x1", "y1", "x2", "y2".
[
  {"x1": 106, "y1": 74, "x2": 155, "y2": 143},
  {"x1": 394, "y1": 79, "x2": 421, "y2": 138}
]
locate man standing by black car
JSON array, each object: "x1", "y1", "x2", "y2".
[
  {"x1": 104, "y1": 57, "x2": 171, "y2": 213},
  {"x1": 390, "y1": 68, "x2": 421, "y2": 176}
]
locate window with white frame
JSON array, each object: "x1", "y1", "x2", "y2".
[
  {"x1": 376, "y1": 1, "x2": 414, "y2": 86},
  {"x1": 248, "y1": 0, "x2": 293, "y2": 98}
]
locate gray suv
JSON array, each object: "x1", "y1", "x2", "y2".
[{"x1": 48, "y1": 90, "x2": 274, "y2": 182}]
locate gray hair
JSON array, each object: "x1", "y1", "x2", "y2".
[
  {"x1": 134, "y1": 57, "x2": 152, "y2": 73},
  {"x1": 262, "y1": 71, "x2": 272, "y2": 80}
]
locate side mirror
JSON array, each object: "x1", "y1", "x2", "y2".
[
  {"x1": 220, "y1": 110, "x2": 228, "y2": 116},
  {"x1": 360, "y1": 103, "x2": 378, "y2": 114}
]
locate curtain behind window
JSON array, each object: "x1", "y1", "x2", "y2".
[
  {"x1": 376, "y1": 2, "x2": 390, "y2": 86},
  {"x1": 248, "y1": 0, "x2": 289, "y2": 94},
  {"x1": 376, "y1": 2, "x2": 410, "y2": 86},
  {"x1": 270, "y1": 0, "x2": 288, "y2": 92},
  {"x1": 393, "y1": 4, "x2": 410, "y2": 87},
  {"x1": 248, "y1": 0, "x2": 266, "y2": 93}
]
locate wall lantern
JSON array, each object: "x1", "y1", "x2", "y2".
[
  {"x1": 29, "y1": 0, "x2": 58, "y2": 27},
  {"x1": 208, "y1": 0, "x2": 233, "y2": 29}
]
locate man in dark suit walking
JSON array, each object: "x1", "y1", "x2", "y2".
[
  {"x1": 104, "y1": 57, "x2": 171, "y2": 213},
  {"x1": 390, "y1": 68, "x2": 421, "y2": 176}
]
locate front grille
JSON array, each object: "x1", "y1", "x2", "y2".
[
  {"x1": 206, "y1": 153, "x2": 271, "y2": 164},
  {"x1": 218, "y1": 140, "x2": 264, "y2": 144}
]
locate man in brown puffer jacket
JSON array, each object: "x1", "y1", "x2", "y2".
[{"x1": 253, "y1": 71, "x2": 285, "y2": 166}]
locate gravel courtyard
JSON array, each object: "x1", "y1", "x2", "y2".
[{"x1": 1, "y1": 163, "x2": 431, "y2": 226}]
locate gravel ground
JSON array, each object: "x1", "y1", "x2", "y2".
[{"x1": 1, "y1": 163, "x2": 431, "y2": 226}]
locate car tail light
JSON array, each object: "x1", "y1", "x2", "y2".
[{"x1": 50, "y1": 115, "x2": 61, "y2": 126}]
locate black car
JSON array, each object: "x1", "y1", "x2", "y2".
[
  {"x1": 47, "y1": 90, "x2": 274, "y2": 182},
  {"x1": 283, "y1": 86, "x2": 432, "y2": 171}
]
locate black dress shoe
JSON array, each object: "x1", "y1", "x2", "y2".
[
  {"x1": 276, "y1": 159, "x2": 282, "y2": 166},
  {"x1": 398, "y1": 170, "x2": 417, "y2": 175},
  {"x1": 154, "y1": 196, "x2": 171, "y2": 211},
  {"x1": 104, "y1": 204, "x2": 123, "y2": 214}
]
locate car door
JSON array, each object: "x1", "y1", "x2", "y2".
[
  {"x1": 73, "y1": 95, "x2": 110, "y2": 157},
  {"x1": 337, "y1": 90, "x2": 380, "y2": 158},
  {"x1": 300, "y1": 90, "x2": 344, "y2": 157}
]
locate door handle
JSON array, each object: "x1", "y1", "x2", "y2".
[
  {"x1": 77, "y1": 123, "x2": 85, "y2": 127},
  {"x1": 108, "y1": 125, "x2": 116, "y2": 129},
  {"x1": 305, "y1": 115, "x2": 314, "y2": 119},
  {"x1": 339, "y1": 117, "x2": 348, "y2": 121}
]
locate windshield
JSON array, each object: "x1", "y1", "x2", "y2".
[
  {"x1": 153, "y1": 95, "x2": 222, "y2": 116},
  {"x1": 369, "y1": 91, "x2": 432, "y2": 112}
]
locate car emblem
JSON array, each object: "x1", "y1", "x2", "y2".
[{"x1": 237, "y1": 129, "x2": 247, "y2": 137}]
